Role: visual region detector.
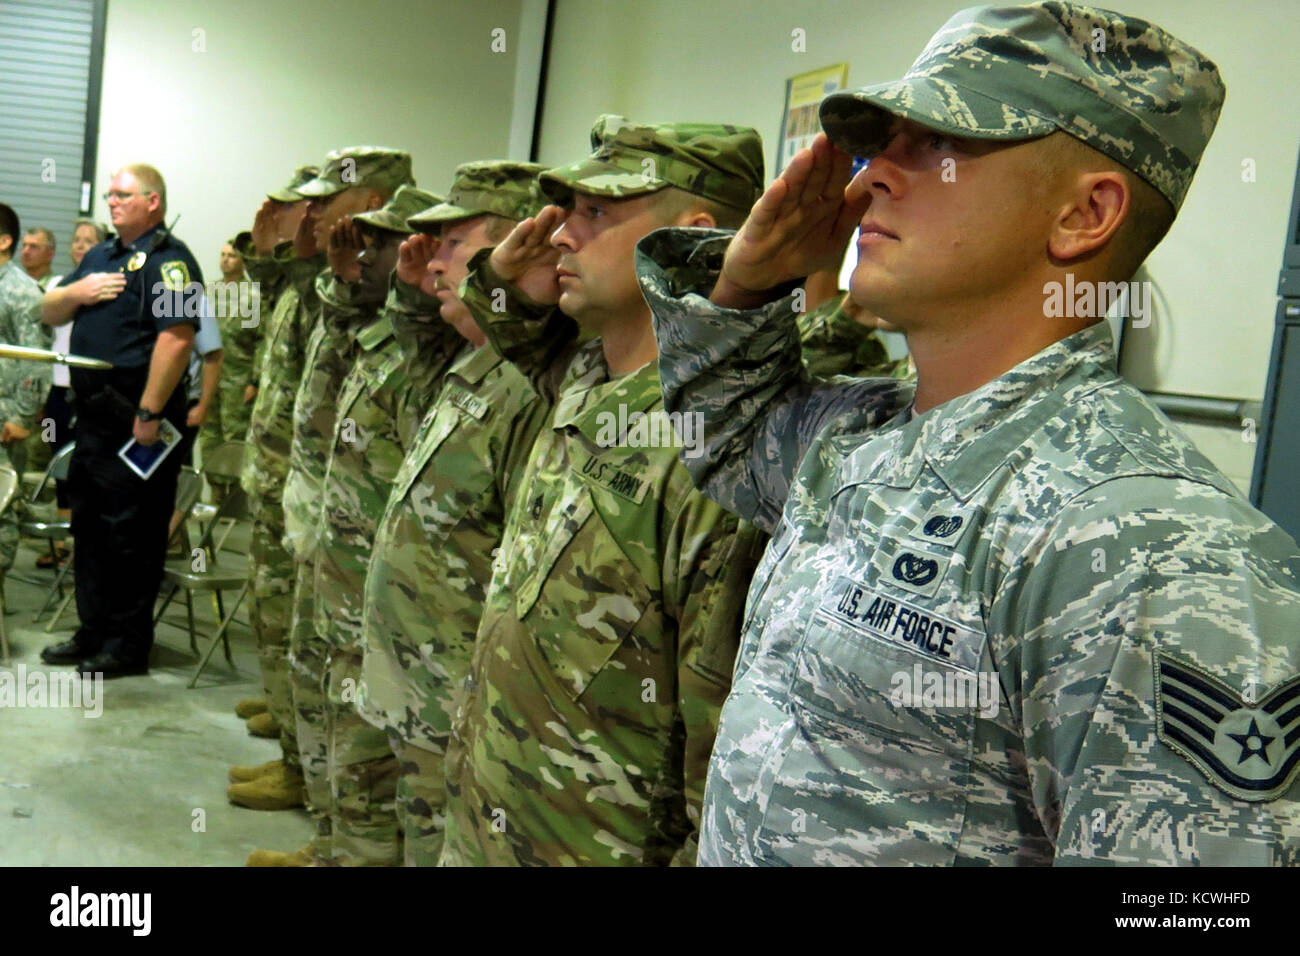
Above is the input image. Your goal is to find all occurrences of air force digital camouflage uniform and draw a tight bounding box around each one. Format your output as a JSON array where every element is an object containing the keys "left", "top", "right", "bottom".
[
  {"left": 357, "top": 164, "right": 548, "bottom": 866},
  {"left": 310, "top": 184, "right": 438, "bottom": 866},
  {"left": 634, "top": 3, "right": 1300, "bottom": 866},
  {"left": 0, "top": 258, "right": 49, "bottom": 569},
  {"left": 438, "top": 119, "right": 769, "bottom": 866}
]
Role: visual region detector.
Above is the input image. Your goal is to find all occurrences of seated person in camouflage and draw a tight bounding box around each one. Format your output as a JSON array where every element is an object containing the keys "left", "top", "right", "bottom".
[
  {"left": 635, "top": 2, "right": 1300, "bottom": 865},
  {"left": 357, "top": 162, "right": 552, "bottom": 866},
  {"left": 438, "top": 118, "right": 771, "bottom": 866}
]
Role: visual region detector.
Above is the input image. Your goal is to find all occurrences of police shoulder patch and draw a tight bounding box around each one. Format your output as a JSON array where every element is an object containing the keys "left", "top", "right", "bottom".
[
  {"left": 160, "top": 260, "right": 191, "bottom": 292},
  {"left": 1154, "top": 652, "right": 1300, "bottom": 802}
]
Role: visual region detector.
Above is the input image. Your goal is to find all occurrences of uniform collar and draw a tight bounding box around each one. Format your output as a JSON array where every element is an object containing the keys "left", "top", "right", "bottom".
[
  {"left": 446, "top": 341, "right": 503, "bottom": 385},
  {"left": 354, "top": 314, "right": 395, "bottom": 351},
  {"left": 881, "top": 322, "right": 1117, "bottom": 500},
  {"left": 553, "top": 340, "right": 663, "bottom": 442},
  {"left": 113, "top": 223, "right": 165, "bottom": 255}
]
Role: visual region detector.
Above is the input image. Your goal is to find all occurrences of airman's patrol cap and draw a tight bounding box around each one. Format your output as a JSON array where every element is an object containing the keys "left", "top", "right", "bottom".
[
  {"left": 295, "top": 147, "right": 415, "bottom": 199},
  {"left": 353, "top": 185, "right": 442, "bottom": 235},
  {"left": 266, "top": 165, "right": 319, "bottom": 203},
  {"left": 406, "top": 161, "right": 547, "bottom": 232},
  {"left": 540, "top": 115, "right": 765, "bottom": 212},
  {"left": 819, "top": 2, "right": 1225, "bottom": 211}
]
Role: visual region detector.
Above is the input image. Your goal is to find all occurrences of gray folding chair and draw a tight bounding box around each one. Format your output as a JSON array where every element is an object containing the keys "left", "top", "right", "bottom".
[
  {"left": 191, "top": 440, "right": 247, "bottom": 558},
  {"left": 15, "top": 441, "right": 75, "bottom": 619},
  {"left": 0, "top": 466, "right": 20, "bottom": 665}
]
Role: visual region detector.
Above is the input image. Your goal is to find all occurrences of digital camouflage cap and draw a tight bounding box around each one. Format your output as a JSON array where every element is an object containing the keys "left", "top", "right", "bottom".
[
  {"left": 295, "top": 146, "right": 414, "bottom": 199},
  {"left": 266, "top": 164, "right": 320, "bottom": 202},
  {"left": 540, "top": 115, "right": 765, "bottom": 211},
  {"left": 406, "top": 160, "right": 547, "bottom": 232},
  {"left": 819, "top": 2, "right": 1225, "bottom": 211},
  {"left": 353, "top": 185, "right": 442, "bottom": 234}
]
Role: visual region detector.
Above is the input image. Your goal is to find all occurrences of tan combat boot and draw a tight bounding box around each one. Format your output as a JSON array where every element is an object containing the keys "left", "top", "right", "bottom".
[
  {"left": 228, "top": 758, "right": 282, "bottom": 783},
  {"left": 245, "top": 711, "right": 280, "bottom": 738},
  {"left": 246, "top": 845, "right": 316, "bottom": 867},
  {"left": 234, "top": 698, "right": 268, "bottom": 719},
  {"left": 227, "top": 762, "right": 306, "bottom": 810}
]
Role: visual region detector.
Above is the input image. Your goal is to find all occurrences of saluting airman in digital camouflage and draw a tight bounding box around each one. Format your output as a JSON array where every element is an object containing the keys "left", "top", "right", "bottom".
[
  {"left": 357, "top": 162, "right": 550, "bottom": 866},
  {"left": 635, "top": 2, "right": 1300, "bottom": 865},
  {"left": 438, "top": 118, "right": 769, "bottom": 866},
  {"left": 243, "top": 147, "right": 412, "bottom": 867}
]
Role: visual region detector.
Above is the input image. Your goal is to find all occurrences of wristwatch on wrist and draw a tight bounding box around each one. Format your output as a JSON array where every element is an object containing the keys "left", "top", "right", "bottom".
[{"left": 136, "top": 407, "right": 160, "bottom": 422}]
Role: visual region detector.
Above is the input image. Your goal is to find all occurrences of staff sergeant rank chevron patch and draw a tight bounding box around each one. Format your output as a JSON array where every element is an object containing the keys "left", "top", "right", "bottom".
[{"left": 1155, "top": 652, "right": 1300, "bottom": 802}]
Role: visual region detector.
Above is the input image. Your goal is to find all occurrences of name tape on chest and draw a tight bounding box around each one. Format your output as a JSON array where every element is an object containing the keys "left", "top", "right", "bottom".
[
  {"left": 576, "top": 452, "right": 650, "bottom": 505},
  {"left": 819, "top": 576, "right": 983, "bottom": 672},
  {"left": 445, "top": 384, "right": 488, "bottom": 421}
]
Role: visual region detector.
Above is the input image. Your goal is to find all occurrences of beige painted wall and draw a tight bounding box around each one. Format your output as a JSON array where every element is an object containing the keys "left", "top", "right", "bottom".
[
  {"left": 94, "top": 0, "right": 526, "bottom": 278},
  {"left": 536, "top": 0, "right": 1299, "bottom": 482}
]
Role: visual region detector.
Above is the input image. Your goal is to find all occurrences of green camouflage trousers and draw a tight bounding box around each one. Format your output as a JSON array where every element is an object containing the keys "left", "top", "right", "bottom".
[
  {"left": 327, "top": 648, "right": 401, "bottom": 866},
  {"left": 289, "top": 557, "right": 331, "bottom": 859},
  {"left": 248, "top": 501, "right": 298, "bottom": 774},
  {"left": 0, "top": 439, "right": 27, "bottom": 571},
  {"left": 388, "top": 731, "right": 444, "bottom": 866}
]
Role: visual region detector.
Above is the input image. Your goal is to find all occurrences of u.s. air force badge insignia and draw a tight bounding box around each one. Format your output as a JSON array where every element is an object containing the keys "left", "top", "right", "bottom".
[
  {"left": 160, "top": 260, "right": 190, "bottom": 292},
  {"left": 1155, "top": 652, "right": 1300, "bottom": 801},
  {"left": 126, "top": 251, "right": 146, "bottom": 272}
]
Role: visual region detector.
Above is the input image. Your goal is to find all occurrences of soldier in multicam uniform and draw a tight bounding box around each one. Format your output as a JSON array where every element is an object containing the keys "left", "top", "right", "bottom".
[
  {"left": 634, "top": 2, "right": 1300, "bottom": 865},
  {"left": 227, "top": 164, "right": 329, "bottom": 803},
  {"left": 295, "top": 184, "right": 439, "bottom": 867},
  {"left": 243, "top": 149, "right": 414, "bottom": 868},
  {"left": 437, "top": 118, "right": 770, "bottom": 866},
  {"left": 357, "top": 162, "right": 551, "bottom": 865},
  {"left": 236, "top": 152, "right": 412, "bottom": 865},
  {"left": 0, "top": 203, "right": 51, "bottom": 571},
  {"left": 225, "top": 164, "right": 316, "bottom": 734},
  {"left": 198, "top": 235, "right": 259, "bottom": 483}
]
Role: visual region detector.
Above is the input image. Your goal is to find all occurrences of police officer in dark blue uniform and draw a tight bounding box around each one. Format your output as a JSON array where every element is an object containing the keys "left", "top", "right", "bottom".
[{"left": 39, "top": 164, "right": 200, "bottom": 677}]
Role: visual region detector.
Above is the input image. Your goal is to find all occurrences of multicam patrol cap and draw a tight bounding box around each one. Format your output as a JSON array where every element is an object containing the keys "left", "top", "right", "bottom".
[
  {"left": 406, "top": 161, "right": 547, "bottom": 232},
  {"left": 819, "top": 2, "right": 1225, "bottom": 211},
  {"left": 540, "top": 114, "right": 764, "bottom": 211},
  {"left": 353, "top": 185, "right": 442, "bottom": 234},
  {"left": 295, "top": 146, "right": 414, "bottom": 199},
  {"left": 266, "top": 164, "right": 320, "bottom": 202}
]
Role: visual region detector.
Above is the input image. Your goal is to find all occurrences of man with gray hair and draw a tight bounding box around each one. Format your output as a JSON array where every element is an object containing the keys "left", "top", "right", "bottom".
[
  {"left": 20, "top": 228, "right": 56, "bottom": 290},
  {"left": 39, "top": 163, "right": 201, "bottom": 678}
]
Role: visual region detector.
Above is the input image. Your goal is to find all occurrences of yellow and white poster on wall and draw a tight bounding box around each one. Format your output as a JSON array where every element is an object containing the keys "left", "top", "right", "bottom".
[{"left": 777, "top": 63, "right": 849, "bottom": 174}]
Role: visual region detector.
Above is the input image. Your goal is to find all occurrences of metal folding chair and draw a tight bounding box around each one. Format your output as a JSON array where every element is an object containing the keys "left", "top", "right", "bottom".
[{"left": 15, "top": 442, "right": 75, "bottom": 619}]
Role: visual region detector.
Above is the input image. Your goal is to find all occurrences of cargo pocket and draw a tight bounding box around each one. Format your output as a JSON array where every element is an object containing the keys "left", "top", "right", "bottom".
[
  {"left": 519, "top": 483, "right": 652, "bottom": 703},
  {"left": 753, "top": 603, "right": 983, "bottom": 865}
]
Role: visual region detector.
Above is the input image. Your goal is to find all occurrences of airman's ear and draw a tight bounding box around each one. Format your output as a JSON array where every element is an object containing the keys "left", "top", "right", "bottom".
[{"left": 1046, "top": 169, "right": 1128, "bottom": 263}]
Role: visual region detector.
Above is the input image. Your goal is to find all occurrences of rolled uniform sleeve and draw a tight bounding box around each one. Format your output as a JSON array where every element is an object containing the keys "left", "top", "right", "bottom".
[
  {"left": 634, "top": 227, "right": 910, "bottom": 533},
  {"left": 460, "top": 246, "right": 578, "bottom": 405},
  {"left": 997, "top": 476, "right": 1300, "bottom": 865}
]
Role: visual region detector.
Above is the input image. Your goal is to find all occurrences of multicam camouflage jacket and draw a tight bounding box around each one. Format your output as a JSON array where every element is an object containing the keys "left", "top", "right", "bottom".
[
  {"left": 359, "top": 334, "right": 545, "bottom": 741},
  {"left": 797, "top": 292, "right": 913, "bottom": 380},
  {"left": 436, "top": 249, "right": 766, "bottom": 867},
  {"left": 282, "top": 274, "right": 369, "bottom": 562},
  {"left": 312, "top": 307, "right": 423, "bottom": 654},
  {"left": 0, "top": 260, "right": 51, "bottom": 429},
  {"left": 240, "top": 249, "right": 324, "bottom": 505},
  {"left": 636, "top": 227, "right": 1300, "bottom": 866}
]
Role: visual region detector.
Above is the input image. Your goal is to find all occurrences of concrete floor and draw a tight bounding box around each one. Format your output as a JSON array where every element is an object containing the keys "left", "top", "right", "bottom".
[{"left": 0, "top": 523, "right": 313, "bottom": 866}]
